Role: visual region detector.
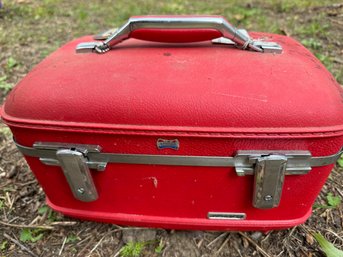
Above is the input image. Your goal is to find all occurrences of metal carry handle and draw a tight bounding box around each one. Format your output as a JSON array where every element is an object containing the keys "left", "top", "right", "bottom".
[{"left": 76, "top": 15, "right": 264, "bottom": 54}]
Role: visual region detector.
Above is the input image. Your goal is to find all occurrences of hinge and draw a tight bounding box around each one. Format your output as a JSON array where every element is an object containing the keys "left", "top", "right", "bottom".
[
  {"left": 234, "top": 150, "right": 312, "bottom": 209},
  {"left": 33, "top": 142, "right": 106, "bottom": 202}
]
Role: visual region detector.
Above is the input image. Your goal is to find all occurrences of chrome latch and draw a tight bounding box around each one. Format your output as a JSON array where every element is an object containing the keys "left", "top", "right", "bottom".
[
  {"left": 33, "top": 142, "right": 107, "bottom": 202},
  {"left": 234, "top": 151, "right": 312, "bottom": 209}
]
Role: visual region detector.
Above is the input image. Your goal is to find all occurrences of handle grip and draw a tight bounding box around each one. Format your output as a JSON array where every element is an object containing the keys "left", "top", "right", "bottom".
[{"left": 76, "top": 15, "right": 263, "bottom": 53}]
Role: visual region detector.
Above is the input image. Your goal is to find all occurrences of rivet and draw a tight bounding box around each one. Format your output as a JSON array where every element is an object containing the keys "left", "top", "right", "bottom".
[
  {"left": 264, "top": 195, "right": 273, "bottom": 201},
  {"left": 77, "top": 188, "right": 85, "bottom": 194}
]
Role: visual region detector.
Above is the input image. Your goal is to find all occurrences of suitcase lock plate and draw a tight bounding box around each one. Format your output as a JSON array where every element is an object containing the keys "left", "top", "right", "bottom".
[
  {"left": 33, "top": 143, "right": 106, "bottom": 202},
  {"left": 234, "top": 151, "right": 312, "bottom": 209}
]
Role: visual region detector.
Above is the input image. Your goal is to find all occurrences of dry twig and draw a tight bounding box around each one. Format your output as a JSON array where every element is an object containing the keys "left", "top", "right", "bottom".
[
  {"left": 238, "top": 232, "right": 272, "bottom": 257},
  {"left": 0, "top": 220, "right": 55, "bottom": 230},
  {"left": 87, "top": 235, "right": 105, "bottom": 256},
  {"left": 206, "top": 232, "right": 229, "bottom": 248},
  {"left": 214, "top": 234, "right": 231, "bottom": 257},
  {"left": 58, "top": 237, "right": 67, "bottom": 256}
]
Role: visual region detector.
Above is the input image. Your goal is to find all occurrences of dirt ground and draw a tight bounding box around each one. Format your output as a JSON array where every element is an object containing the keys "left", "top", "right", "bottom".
[{"left": 0, "top": 1, "right": 343, "bottom": 256}]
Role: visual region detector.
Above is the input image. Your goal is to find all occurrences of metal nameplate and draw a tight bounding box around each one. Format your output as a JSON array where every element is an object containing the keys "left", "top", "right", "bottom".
[
  {"left": 208, "top": 212, "right": 246, "bottom": 220},
  {"left": 157, "top": 138, "right": 180, "bottom": 150}
]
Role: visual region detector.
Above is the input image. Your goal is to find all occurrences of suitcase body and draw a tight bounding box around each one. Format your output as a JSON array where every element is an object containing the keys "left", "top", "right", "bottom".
[{"left": 1, "top": 16, "right": 343, "bottom": 231}]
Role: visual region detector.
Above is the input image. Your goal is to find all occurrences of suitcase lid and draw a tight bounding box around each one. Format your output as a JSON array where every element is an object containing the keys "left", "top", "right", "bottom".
[{"left": 2, "top": 32, "right": 343, "bottom": 137}]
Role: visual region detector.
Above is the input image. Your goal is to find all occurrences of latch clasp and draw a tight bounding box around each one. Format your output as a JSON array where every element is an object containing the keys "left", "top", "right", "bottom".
[
  {"left": 235, "top": 151, "right": 312, "bottom": 209},
  {"left": 33, "top": 142, "right": 106, "bottom": 202}
]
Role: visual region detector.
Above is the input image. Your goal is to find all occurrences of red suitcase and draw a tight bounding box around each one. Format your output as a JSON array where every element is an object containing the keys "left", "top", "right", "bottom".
[{"left": 1, "top": 16, "right": 342, "bottom": 231}]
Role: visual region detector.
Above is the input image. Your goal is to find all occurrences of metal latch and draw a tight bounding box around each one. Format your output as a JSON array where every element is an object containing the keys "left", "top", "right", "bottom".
[
  {"left": 33, "top": 143, "right": 106, "bottom": 202},
  {"left": 234, "top": 151, "right": 312, "bottom": 209}
]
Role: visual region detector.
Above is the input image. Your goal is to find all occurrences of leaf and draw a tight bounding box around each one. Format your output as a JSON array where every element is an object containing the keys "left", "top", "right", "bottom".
[
  {"left": 38, "top": 205, "right": 49, "bottom": 215},
  {"left": 155, "top": 244, "right": 163, "bottom": 254},
  {"left": 337, "top": 155, "right": 343, "bottom": 168},
  {"left": 327, "top": 193, "right": 341, "bottom": 208},
  {"left": 19, "top": 229, "right": 44, "bottom": 243},
  {"left": 0, "top": 76, "right": 13, "bottom": 93},
  {"left": 0, "top": 240, "right": 7, "bottom": 251},
  {"left": 7, "top": 57, "right": 17, "bottom": 69},
  {"left": 120, "top": 242, "right": 145, "bottom": 257},
  {"left": 20, "top": 229, "right": 33, "bottom": 243},
  {"left": 66, "top": 234, "right": 79, "bottom": 243},
  {"left": 313, "top": 233, "right": 343, "bottom": 257},
  {"left": 31, "top": 233, "right": 44, "bottom": 243}
]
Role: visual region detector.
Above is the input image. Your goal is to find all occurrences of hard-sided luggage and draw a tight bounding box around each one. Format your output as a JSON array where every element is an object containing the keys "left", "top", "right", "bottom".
[{"left": 1, "top": 16, "right": 342, "bottom": 230}]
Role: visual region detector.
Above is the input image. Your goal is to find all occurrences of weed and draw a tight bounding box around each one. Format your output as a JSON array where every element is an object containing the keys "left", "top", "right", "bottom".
[
  {"left": 337, "top": 155, "right": 343, "bottom": 168},
  {"left": 154, "top": 239, "right": 164, "bottom": 254},
  {"left": 66, "top": 234, "right": 79, "bottom": 243},
  {"left": 297, "top": 21, "right": 330, "bottom": 37},
  {"left": 155, "top": 244, "right": 163, "bottom": 254},
  {"left": 0, "top": 200, "right": 3, "bottom": 210},
  {"left": 314, "top": 192, "right": 341, "bottom": 209},
  {"left": 120, "top": 242, "right": 145, "bottom": 257},
  {"left": 6, "top": 57, "right": 17, "bottom": 70},
  {"left": 38, "top": 205, "right": 49, "bottom": 215},
  {"left": 313, "top": 232, "right": 343, "bottom": 257},
  {"left": 19, "top": 228, "right": 44, "bottom": 243},
  {"left": 315, "top": 53, "right": 333, "bottom": 72},
  {"left": 326, "top": 193, "right": 341, "bottom": 208},
  {"left": 0, "top": 76, "right": 13, "bottom": 93},
  {"left": 38, "top": 205, "right": 60, "bottom": 222},
  {"left": 0, "top": 240, "right": 7, "bottom": 251},
  {"left": 301, "top": 38, "right": 322, "bottom": 50}
]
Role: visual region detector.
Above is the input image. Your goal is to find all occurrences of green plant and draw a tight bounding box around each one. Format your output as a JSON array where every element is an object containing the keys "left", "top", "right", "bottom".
[
  {"left": 326, "top": 193, "right": 341, "bottom": 208},
  {"left": 155, "top": 244, "right": 163, "bottom": 254},
  {"left": 0, "top": 76, "right": 13, "bottom": 93},
  {"left": 0, "top": 240, "right": 7, "bottom": 251},
  {"left": 301, "top": 38, "right": 322, "bottom": 50},
  {"left": 19, "top": 228, "right": 44, "bottom": 243},
  {"left": 154, "top": 239, "right": 164, "bottom": 254},
  {"left": 313, "top": 232, "right": 343, "bottom": 257},
  {"left": 337, "top": 155, "right": 343, "bottom": 168},
  {"left": 66, "top": 234, "right": 79, "bottom": 243},
  {"left": 314, "top": 192, "right": 342, "bottom": 209},
  {"left": 38, "top": 205, "right": 60, "bottom": 221},
  {"left": 120, "top": 242, "right": 145, "bottom": 257},
  {"left": 38, "top": 205, "right": 49, "bottom": 215},
  {"left": 6, "top": 57, "right": 17, "bottom": 70},
  {"left": 0, "top": 200, "right": 4, "bottom": 210}
]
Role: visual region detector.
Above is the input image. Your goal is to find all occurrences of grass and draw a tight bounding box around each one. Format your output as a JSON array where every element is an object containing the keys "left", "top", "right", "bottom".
[
  {"left": 0, "top": 0, "right": 342, "bottom": 83},
  {"left": 120, "top": 242, "right": 145, "bottom": 257},
  {"left": 0, "top": 76, "right": 13, "bottom": 94}
]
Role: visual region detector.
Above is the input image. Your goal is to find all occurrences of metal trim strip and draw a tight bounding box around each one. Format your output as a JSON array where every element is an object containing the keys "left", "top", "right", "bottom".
[{"left": 14, "top": 141, "right": 343, "bottom": 169}]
